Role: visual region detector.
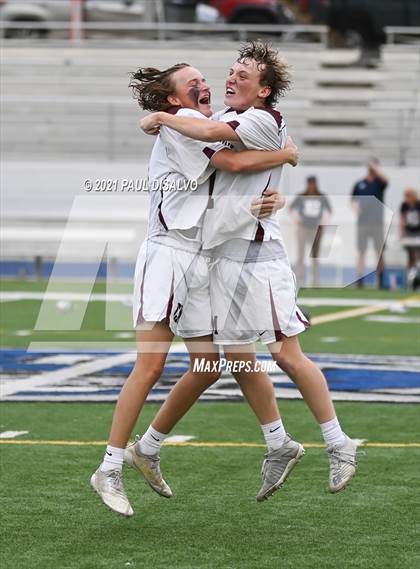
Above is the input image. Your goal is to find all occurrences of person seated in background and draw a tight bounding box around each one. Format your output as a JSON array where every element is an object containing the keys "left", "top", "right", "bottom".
[
  {"left": 400, "top": 188, "right": 420, "bottom": 287},
  {"left": 289, "top": 175, "right": 332, "bottom": 287}
]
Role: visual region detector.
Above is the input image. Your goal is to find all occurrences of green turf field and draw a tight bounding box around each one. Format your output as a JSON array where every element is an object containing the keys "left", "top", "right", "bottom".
[
  {"left": 1, "top": 279, "right": 419, "bottom": 355},
  {"left": 1, "top": 280, "right": 419, "bottom": 568},
  {"left": 1, "top": 401, "right": 419, "bottom": 569}
]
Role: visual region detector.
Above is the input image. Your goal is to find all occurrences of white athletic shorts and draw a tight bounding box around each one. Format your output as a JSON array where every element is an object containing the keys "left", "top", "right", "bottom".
[
  {"left": 209, "top": 254, "right": 309, "bottom": 346},
  {"left": 132, "top": 237, "right": 212, "bottom": 338}
]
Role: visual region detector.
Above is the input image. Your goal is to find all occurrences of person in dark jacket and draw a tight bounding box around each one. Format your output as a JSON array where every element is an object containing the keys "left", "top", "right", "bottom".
[{"left": 351, "top": 158, "right": 389, "bottom": 288}]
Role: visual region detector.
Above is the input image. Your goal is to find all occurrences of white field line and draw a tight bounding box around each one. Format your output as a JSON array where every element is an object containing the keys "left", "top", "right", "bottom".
[
  {"left": 2, "top": 389, "right": 419, "bottom": 404},
  {"left": 311, "top": 295, "right": 419, "bottom": 326},
  {"left": 0, "top": 439, "right": 419, "bottom": 449},
  {"left": 0, "top": 431, "right": 29, "bottom": 439},
  {"left": 165, "top": 435, "right": 196, "bottom": 443},
  {"left": 1, "top": 291, "right": 419, "bottom": 308},
  {"left": 364, "top": 315, "right": 420, "bottom": 324}
]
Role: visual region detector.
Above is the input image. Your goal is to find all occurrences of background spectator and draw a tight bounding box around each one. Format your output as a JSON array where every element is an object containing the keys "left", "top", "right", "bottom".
[
  {"left": 351, "top": 158, "right": 388, "bottom": 288},
  {"left": 400, "top": 188, "right": 420, "bottom": 286},
  {"left": 290, "top": 175, "right": 332, "bottom": 287}
]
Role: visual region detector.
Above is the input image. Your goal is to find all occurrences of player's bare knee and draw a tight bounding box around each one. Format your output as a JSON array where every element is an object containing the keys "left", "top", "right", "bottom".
[
  {"left": 191, "top": 368, "right": 221, "bottom": 386},
  {"left": 132, "top": 360, "right": 165, "bottom": 385},
  {"left": 273, "top": 352, "right": 297, "bottom": 375}
]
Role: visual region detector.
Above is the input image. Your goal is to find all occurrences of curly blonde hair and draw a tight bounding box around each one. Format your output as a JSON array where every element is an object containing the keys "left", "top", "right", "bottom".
[{"left": 237, "top": 41, "right": 291, "bottom": 107}]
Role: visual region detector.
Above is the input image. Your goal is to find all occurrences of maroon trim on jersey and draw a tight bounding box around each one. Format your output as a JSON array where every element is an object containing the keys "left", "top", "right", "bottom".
[
  {"left": 158, "top": 190, "right": 168, "bottom": 231},
  {"left": 254, "top": 175, "right": 272, "bottom": 242},
  {"left": 225, "top": 108, "right": 245, "bottom": 115},
  {"left": 227, "top": 120, "right": 240, "bottom": 131},
  {"left": 203, "top": 146, "right": 216, "bottom": 159},
  {"left": 269, "top": 283, "right": 285, "bottom": 342},
  {"left": 207, "top": 171, "right": 216, "bottom": 209},
  {"left": 165, "top": 273, "right": 175, "bottom": 325},
  {"left": 166, "top": 105, "right": 182, "bottom": 115},
  {"left": 296, "top": 309, "right": 310, "bottom": 329},
  {"left": 254, "top": 106, "right": 283, "bottom": 128}
]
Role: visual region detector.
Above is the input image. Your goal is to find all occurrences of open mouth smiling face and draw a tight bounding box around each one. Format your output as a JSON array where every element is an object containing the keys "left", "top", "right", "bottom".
[
  {"left": 224, "top": 59, "right": 270, "bottom": 111},
  {"left": 169, "top": 66, "right": 213, "bottom": 117}
]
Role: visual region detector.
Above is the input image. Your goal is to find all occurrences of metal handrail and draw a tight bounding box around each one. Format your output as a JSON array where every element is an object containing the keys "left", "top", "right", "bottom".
[
  {"left": 0, "top": 20, "right": 327, "bottom": 32},
  {"left": 385, "top": 26, "right": 420, "bottom": 43},
  {"left": 1, "top": 20, "right": 419, "bottom": 37},
  {"left": 0, "top": 21, "right": 325, "bottom": 44}
]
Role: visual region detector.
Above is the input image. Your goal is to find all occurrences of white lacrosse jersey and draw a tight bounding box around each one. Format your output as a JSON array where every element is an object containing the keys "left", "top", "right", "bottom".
[
  {"left": 201, "top": 106, "right": 288, "bottom": 250},
  {"left": 147, "top": 107, "right": 218, "bottom": 238}
]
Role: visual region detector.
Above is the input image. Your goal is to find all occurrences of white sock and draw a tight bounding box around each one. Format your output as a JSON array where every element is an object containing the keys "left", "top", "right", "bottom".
[
  {"left": 261, "top": 419, "right": 287, "bottom": 451},
  {"left": 320, "top": 417, "right": 345, "bottom": 446},
  {"left": 139, "top": 425, "right": 167, "bottom": 456},
  {"left": 100, "top": 445, "right": 124, "bottom": 472}
]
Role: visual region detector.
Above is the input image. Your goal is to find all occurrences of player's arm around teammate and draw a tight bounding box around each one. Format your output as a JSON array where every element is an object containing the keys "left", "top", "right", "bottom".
[
  {"left": 145, "top": 42, "right": 359, "bottom": 496},
  {"left": 90, "top": 62, "right": 296, "bottom": 516}
]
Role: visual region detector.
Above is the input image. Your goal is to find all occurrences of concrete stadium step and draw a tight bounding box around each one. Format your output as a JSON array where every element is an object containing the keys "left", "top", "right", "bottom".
[
  {"left": 303, "top": 127, "right": 367, "bottom": 145},
  {"left": 2, "top": 43, "right": 418, "bottom": 166}
]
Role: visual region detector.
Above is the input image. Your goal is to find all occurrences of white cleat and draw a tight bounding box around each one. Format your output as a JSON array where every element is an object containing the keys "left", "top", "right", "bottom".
[
  {"left": 327, "top": 435, "right": 358, "bottom": 493},
  {"left": 256, "top": 435, "right": 305, "bottom": 502},
  {"left": 124, "top": 438, "right": 172, "bottom": 498},
  {"left": 90, "top": 467, "right": 134, "bottom": 517}
]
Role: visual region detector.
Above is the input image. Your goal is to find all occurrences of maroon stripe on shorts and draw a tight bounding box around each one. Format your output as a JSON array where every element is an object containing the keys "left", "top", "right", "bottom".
[
  {"left": 165, "top": 273, "right": 175, "bottom": 325},
  {"left": 269, "top": 283, "right": 285, "bottom": 342},
  {"left": 136, "top": 257, "right": 147, "bottom": 326},
  {"left": 296, "top": 309, "right": 310, "bottom": 329}
]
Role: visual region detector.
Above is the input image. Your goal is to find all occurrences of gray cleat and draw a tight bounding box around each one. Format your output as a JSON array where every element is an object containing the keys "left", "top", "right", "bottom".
[
  {"left": 256, "top": 435, "right": 305, "bottom": 502},
  {"left": 327, "top": 434, "right": 358, "bottom": 493},
  {"left": 124, "top": 437, "right": 172, "bottom": 498},
  {"left": 90, "top": 467, "right": 134, "bottom": 517}
]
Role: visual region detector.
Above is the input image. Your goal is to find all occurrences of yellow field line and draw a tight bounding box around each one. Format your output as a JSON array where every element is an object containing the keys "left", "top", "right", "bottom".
[
  {"left": 0, "top": 440, "right": 419, "bottom": 448},
  {"left": 311, "top": 294, "right": 420, "bottom": 326}
]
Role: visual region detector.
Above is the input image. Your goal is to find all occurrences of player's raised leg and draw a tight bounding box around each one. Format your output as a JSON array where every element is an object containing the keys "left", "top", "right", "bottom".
[
  {"left": 268, "top": 336, "right": 357, "bottom": 492},
  {"left": 90, "top": 323, "right": 173, "bottom": 516},
  {"left": 223, "top": 346, "right": 304, "bottom": 502},
  {"left": 125, "top": 335, "right": 220, "bottom": 496}
]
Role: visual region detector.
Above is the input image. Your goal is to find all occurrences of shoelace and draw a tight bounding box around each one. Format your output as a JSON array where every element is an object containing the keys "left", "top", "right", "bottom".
[
  {"left": 108, "top": 470, "right": 126, "bottom": 497},
  {"left": 134, "top": 434, "right": 161, "bottom": 473},
  {"left": 328, "top": 449, "right": 357, "bottom": 473},
  {"left": 261, "top": 454, "right": 289, "bottom": 479}
]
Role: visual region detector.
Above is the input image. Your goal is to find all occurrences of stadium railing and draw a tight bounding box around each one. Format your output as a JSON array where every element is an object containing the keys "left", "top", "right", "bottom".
[{"left": 1, "top": 20, "right": 419, "bottom": 44}]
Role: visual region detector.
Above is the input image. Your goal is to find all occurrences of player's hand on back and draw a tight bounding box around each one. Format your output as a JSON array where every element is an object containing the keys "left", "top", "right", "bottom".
[
  {"left": 251, "top": 189, "right": 286, "bottom": 219},
  {"left": 285, "top": 136, "right": 299, "bottom": 167},
  {"left": 140, "top": 113, "right": 162, "bottom": 135}
]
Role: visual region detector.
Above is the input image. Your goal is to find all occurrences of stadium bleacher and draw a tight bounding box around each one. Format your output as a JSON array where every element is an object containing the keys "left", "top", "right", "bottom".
[
  {"left": 1, "top": 42, "right": 419, "bottom": 165},
  {"left": 1, "top": 41, "right": 419, "bottom": 280}
]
